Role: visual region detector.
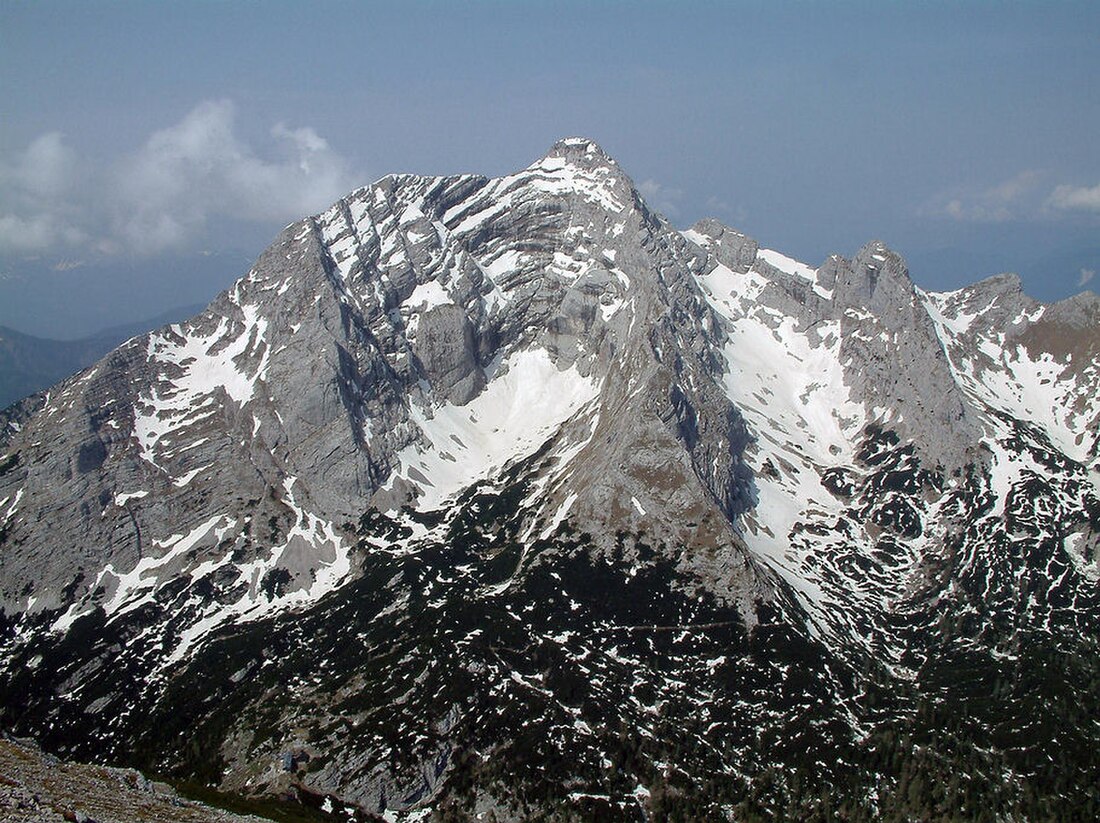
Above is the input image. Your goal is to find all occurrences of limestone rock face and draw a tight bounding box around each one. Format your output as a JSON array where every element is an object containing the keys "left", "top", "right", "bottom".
[
  {"left": 1, "top": 138, "right": 1098, "bottom": 821},
  {"left": 412, "top": 303, "right": 483, "bottom": 405}
]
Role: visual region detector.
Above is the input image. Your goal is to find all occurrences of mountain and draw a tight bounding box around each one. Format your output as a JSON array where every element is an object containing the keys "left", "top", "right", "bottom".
[
  {"left": 1, "top": 138, "right": 1098, "bottom": 821},
  {"left": 0, "top": 305, "right": 206, "bottom": 409}
]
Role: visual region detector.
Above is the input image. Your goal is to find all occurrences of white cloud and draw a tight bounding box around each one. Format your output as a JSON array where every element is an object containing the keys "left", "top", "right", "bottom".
[
  {"left": 12, "top": 132, "right": 79, "bottom": 200},
  {"left": 0, "top": 100, "right": 357, "bottom": 257},
  {"left": 1047, "top": 182, "right": 1100, "bottom": 214},
  {"left": 929, "top": 170, "right": 1043, "bottom": 222},
  {"left": 0, "top": 132, "right": 88, "bottom": 253},
  {"left": 112, "top": 99, "right": 355, "bottom": 254},
  {"left": 1079, "top": 267, "right": 1096, "bottom": 288},
  {"left": 931, "top": 174, "right": 1100, "bottom": 223},
  {"left": 638, "top": 178, "right": 683, "bottom": 219},
  {"left": 0, "top": 214, "right": 86, "bottom": 254}
]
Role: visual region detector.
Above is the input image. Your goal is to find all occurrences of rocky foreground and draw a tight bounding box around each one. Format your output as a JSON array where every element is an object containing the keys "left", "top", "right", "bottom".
[{"left": 0, "top": 734, "right": 273, "bottom": 823}]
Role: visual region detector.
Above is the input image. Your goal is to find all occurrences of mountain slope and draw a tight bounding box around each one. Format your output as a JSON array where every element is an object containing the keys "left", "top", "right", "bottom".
[{"left": 1, "top": 139, "right": 1098, "bottom": 821}]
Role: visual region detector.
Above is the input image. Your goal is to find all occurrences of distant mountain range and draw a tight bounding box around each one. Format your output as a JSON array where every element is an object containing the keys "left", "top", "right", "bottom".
[
  {"left": 0, "top": 305, "right": 205, "bottom": 409},
  {"left": 0, "top": 249, "right": 251, "bottom": 340}
]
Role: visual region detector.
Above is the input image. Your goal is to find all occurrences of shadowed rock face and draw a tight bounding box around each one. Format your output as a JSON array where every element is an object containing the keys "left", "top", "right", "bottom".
[{"left": 1, "top": 138, "right": 1098, "bottom": 821}]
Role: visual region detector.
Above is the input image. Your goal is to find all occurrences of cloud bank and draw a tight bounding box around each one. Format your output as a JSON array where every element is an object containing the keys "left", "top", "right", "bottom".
[
  {"left": 0, "top": 100, "right": 357, "bottom": 256},
  {"left": 928, "top": 171, "right": 1044, "bottom": 223},
  {"left": 0, "top": 132, "right": 88, "bottom": 253},
  {"left": 1047, "top": 183, "right": 1100, "bottom": 214},
  {"left": 927, "top": 172, "right": 1100, "bottom": 224}
]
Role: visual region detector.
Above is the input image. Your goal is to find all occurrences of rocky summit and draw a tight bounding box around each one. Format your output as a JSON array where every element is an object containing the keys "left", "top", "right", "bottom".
[{"left": 1, "top": 138, "right": 1098, "bottom": 821}]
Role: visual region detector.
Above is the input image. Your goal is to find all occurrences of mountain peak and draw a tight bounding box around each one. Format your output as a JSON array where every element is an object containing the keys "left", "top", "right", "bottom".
[
  {"left": 530, "top": 137, "right": 631, "bottom": 183},
  {"left": 853, "top": 239, "right": 908, "bottom": 273},
  {"left": 510, "top": 136, "right": 637, "bottom": 216},
  {"left": 542, "top": 136, "right": 617, "bottom": 166},
  {"left": 830, "top": 239, "right": 915, "bottom": 313},
  {"left": 1048, "top": 287, "right": 1100, "bottom": 327},
  {"left": 964, "top": 271, "right": 1024, "bottom": 298}
]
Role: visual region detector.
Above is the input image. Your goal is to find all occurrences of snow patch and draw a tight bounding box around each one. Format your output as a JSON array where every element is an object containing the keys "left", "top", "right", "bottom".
[
  {"left": 134, "top": 306, "right": 269, "bottom": 469},
  {"left": 541, "top": 492, "right": 579, "bottom": 540},
  {"left": 389, "top": 347, "right": 600, "bottom": 511},
  {"left": 404, "top": 280, "right": 452, "bottom": 311},
  {"left": 758, "top": 248, "right": 831, "bottom": 299},
  {"left": 114, "top": 490, "right": 148, "bottom": 506}
]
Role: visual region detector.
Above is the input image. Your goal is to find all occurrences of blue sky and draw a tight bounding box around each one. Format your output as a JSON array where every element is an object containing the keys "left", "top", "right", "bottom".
[{"left": 2, "top": 1, "right": 1098, "bottom": 336}]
